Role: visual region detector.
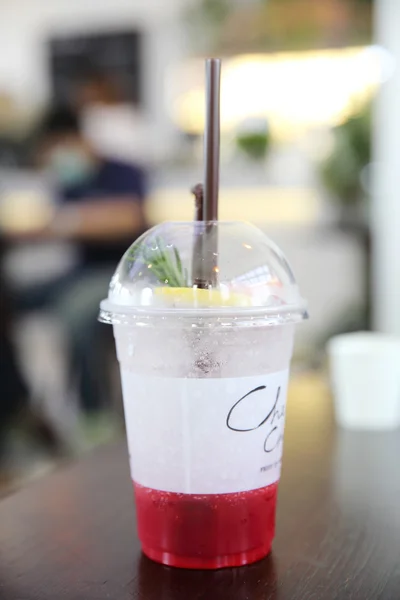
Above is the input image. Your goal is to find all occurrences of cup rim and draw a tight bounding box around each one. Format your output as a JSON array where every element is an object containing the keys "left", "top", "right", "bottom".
[{"left": 99, "top": 298, "right": 308, "bottom": 326}]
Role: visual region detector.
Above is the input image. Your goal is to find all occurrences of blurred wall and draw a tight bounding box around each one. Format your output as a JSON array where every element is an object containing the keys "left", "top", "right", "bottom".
[{"left": 0, "top": 0, "right": 190, "bottom": 157}]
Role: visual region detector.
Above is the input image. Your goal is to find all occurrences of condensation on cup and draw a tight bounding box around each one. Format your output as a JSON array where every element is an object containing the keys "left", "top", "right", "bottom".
[{"left": 99, "top": 220, "right": 308, "bottom": 569}]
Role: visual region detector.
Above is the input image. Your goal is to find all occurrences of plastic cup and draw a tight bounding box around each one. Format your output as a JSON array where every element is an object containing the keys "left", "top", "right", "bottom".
[
  {"left": 99, "top": 221, "right": 307, "bottom": 569},
  {"left": 328, "top": 332, "right": 400, "bottom": 430}
]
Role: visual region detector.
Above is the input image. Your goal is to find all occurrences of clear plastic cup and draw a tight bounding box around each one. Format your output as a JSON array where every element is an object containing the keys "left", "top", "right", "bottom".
[{"left": 99, "top": 221, "right": 307, "bottom": 569}]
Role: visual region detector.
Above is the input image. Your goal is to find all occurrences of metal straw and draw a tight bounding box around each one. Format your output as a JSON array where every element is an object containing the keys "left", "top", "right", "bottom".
[
  {"left": 190, "top": 59, "right": 221, "bottom": 288},
  {"left": 203, "top": 58, "right": 221, "bottom": 221},
  {"left": 198, "top": 58, "right": 220, "bottom": 287}
]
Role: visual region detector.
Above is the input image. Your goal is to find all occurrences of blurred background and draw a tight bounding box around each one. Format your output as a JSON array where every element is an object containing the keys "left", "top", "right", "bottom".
[{"left": 0, "top": 0, "right": 398, "bottom": 490}]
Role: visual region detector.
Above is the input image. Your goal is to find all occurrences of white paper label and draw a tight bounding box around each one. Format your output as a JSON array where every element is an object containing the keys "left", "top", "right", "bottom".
[{"left": 121, "top": 369, "right": 289, "bottom": 494}]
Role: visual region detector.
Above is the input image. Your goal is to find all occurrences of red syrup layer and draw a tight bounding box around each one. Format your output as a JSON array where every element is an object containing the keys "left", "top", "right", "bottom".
[{"left": 134, "top": 481, "right": 278, "bottom": 569}]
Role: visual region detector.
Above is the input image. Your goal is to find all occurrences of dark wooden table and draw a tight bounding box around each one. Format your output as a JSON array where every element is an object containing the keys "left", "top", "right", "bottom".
[{"left": 1, "top": 376, "right": 399, "bottom": 600}]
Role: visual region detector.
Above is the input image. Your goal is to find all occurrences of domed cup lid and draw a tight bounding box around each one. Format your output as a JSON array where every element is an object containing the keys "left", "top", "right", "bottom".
[{"left": 99, "top": 221, "right": 308, "bottom": 327}]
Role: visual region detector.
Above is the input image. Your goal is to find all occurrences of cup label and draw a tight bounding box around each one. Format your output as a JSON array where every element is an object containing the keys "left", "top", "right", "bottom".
[{"left": 121, "top": 369, "right": 289, "bottom": 494}]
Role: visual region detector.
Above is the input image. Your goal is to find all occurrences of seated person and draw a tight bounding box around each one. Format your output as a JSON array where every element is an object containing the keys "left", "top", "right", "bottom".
[
  {"left": 21, "top": 106, "right": 148, "bottom": 415},
  {"left": 0, "top": 235, "right": 63, "bottom": 472}
]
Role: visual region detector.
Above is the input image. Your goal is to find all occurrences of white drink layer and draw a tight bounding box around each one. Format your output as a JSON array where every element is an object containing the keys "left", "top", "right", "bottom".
[{"left": 115, "top": 323, "right": 294, "bottom": 495}]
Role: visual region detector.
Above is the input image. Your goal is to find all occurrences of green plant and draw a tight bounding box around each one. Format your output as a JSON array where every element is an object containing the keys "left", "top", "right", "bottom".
[
  {"left": 319, "top": 102, "right": 373, "bottom": 331},
  {"left": 236, "top": 131, "right": 271, "bottom": 161},
  {"left": 127, "top": 237, "right": 188, "bottom": 287},
  {"left": 320, "top": 104, "right": 371, "bottom": 206},
  {"left": 198, "top": 0, "right": 231, "bottom": 25},
  {"left": 185, "top": 0, "right": 232, "bottom": 50}
]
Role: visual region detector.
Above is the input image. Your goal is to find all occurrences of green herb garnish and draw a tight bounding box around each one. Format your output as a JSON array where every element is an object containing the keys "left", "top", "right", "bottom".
[{"left": 127, "top": 237, "right": 188, "bottom": 287}]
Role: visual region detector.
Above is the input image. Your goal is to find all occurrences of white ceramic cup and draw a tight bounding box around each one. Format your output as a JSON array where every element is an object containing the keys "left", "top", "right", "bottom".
[{"left": 327, "top": 332, "right": 400, "bottom": 430}]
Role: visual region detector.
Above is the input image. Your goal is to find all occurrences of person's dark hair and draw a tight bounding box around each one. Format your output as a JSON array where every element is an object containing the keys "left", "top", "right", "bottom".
[{"left": 37, "top": 106, "right": 81, "bottom": 141}]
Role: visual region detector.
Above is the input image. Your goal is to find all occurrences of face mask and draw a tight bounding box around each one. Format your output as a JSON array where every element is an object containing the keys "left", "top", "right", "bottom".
[{"left": 48, "top": 147, "right": 94, "bottom": 187}]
